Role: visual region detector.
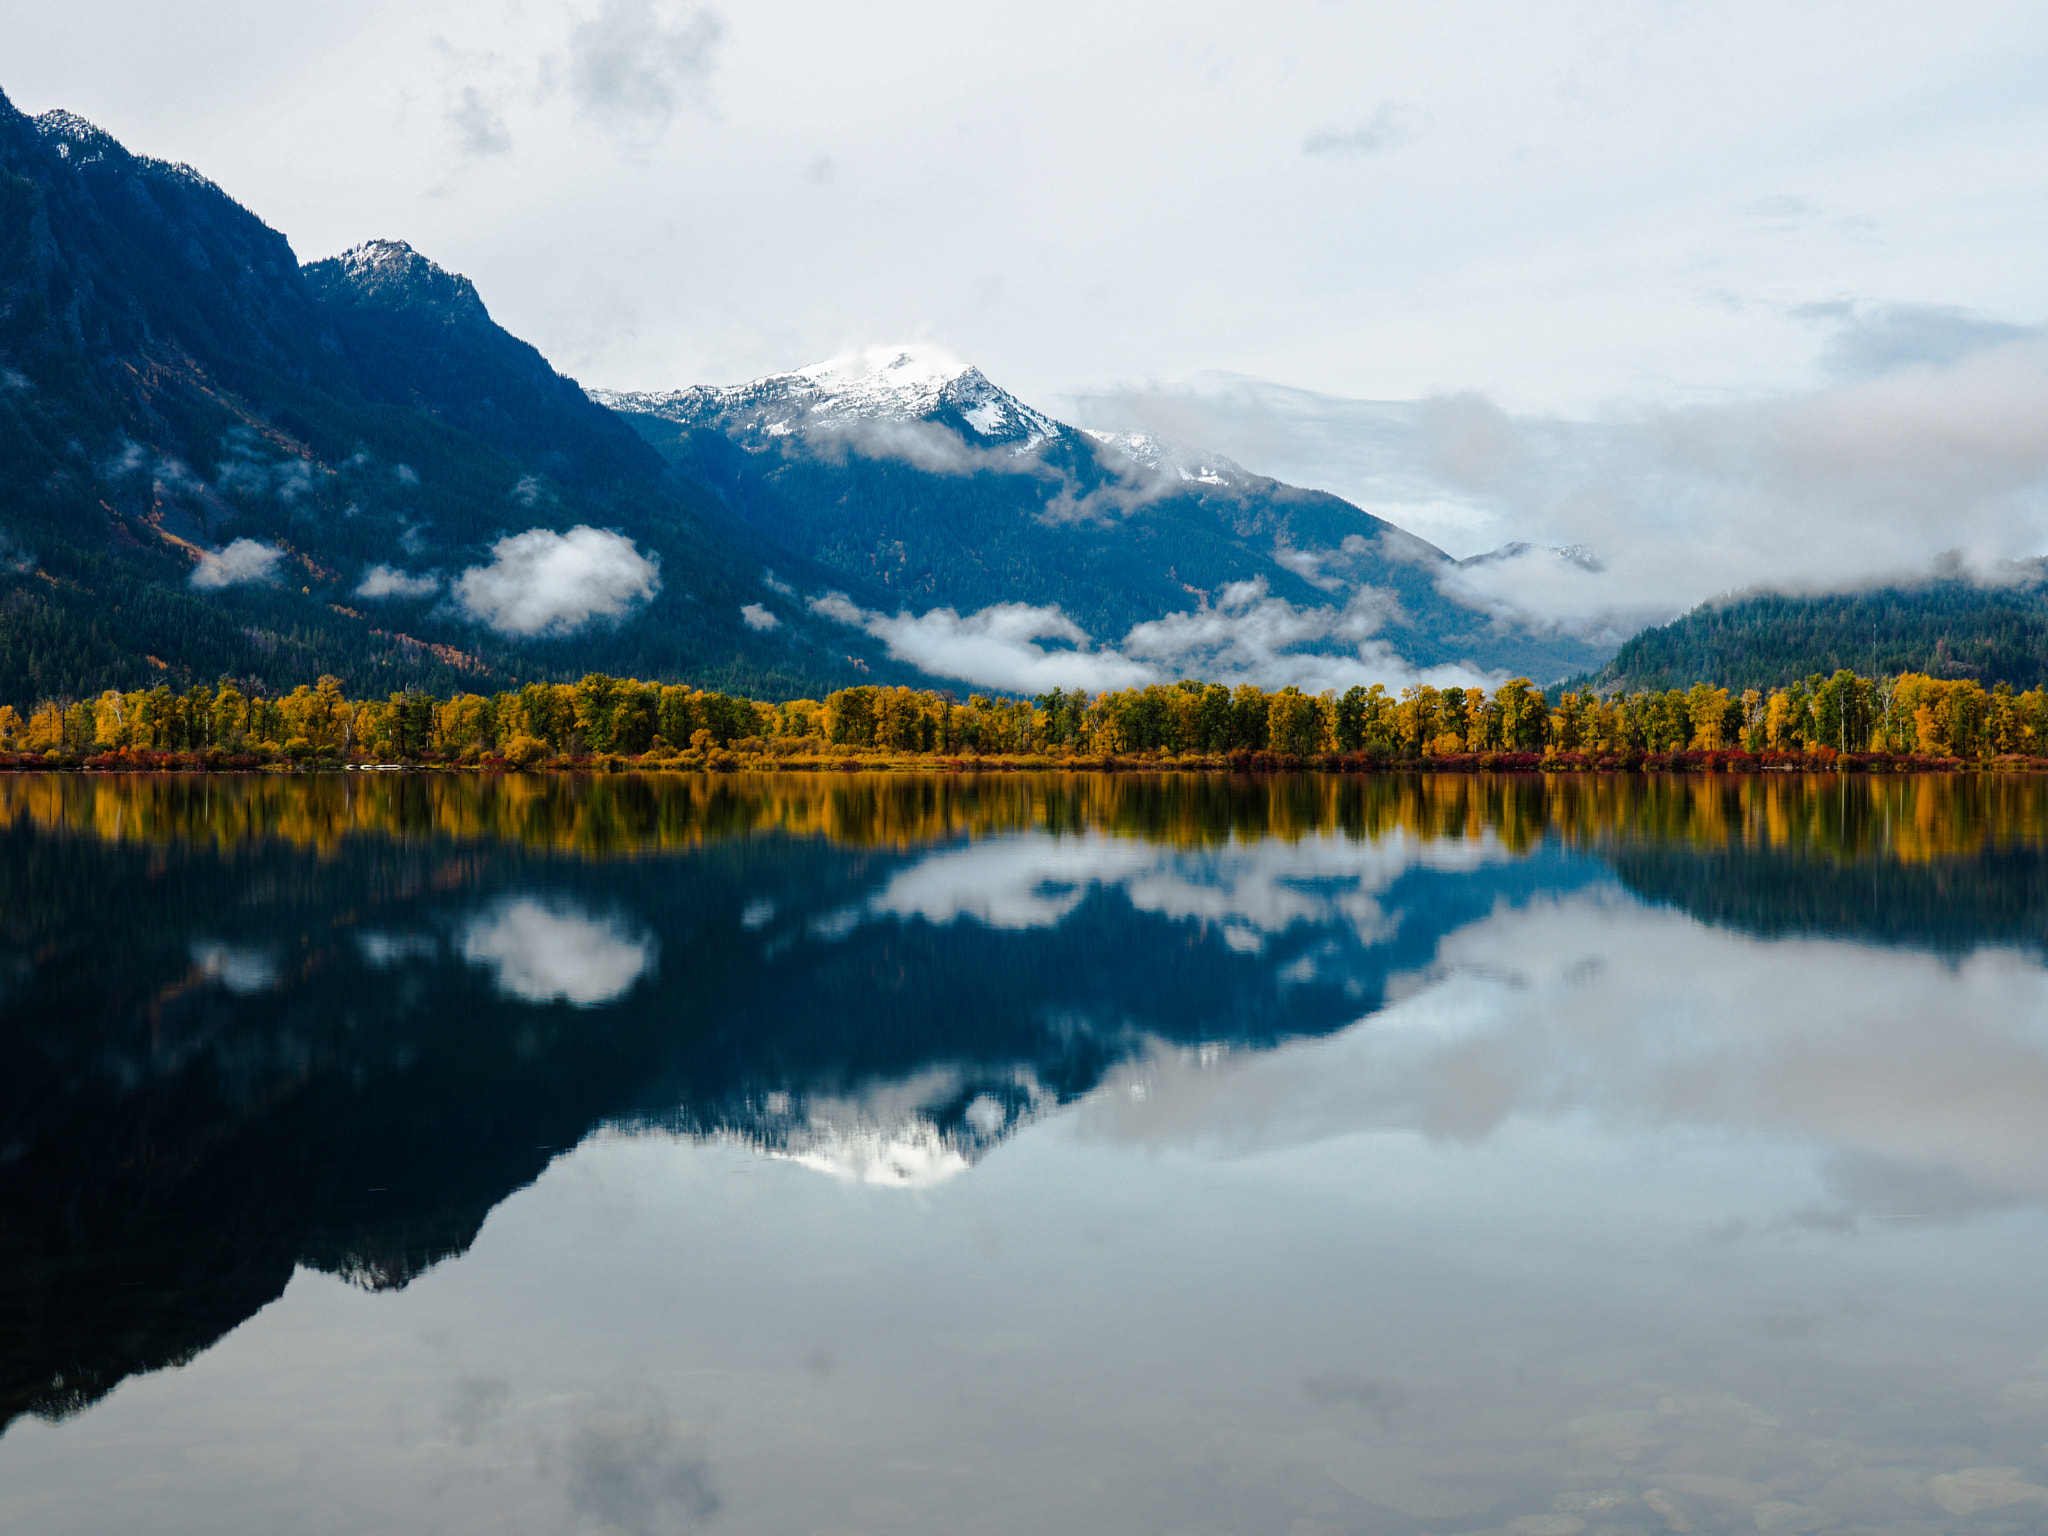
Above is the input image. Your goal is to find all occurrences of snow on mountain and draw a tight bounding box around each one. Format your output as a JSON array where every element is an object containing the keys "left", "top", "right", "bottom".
[
  {"left": 303, "top": 238, "right": 491, "bottom": 323},
  {"left": 593, "top": 347, "right": 1276, "bottom": 497},
  {"left": 592, "top": 344, "right": 1060, "bottom": 449},
  {"left": 1082, "top": 429, "right": 1266, "bottom": 493}
]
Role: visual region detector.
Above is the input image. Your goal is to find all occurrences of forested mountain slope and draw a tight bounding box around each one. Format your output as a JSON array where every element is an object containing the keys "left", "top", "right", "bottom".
[
  {"left": 0, "top": 89, "right": 908, "bottom": 704},
  {"left": 598, "top": 349, "right": 1615, "bottom": 685},
  {"left": 1573, "top": 572, "right": 2048, "bottom": 695}
]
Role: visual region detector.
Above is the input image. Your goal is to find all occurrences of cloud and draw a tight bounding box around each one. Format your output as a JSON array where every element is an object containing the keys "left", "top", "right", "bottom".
[
  {"left": 191, "top": 538, "right": 286, "bottom": 590},
  {"left": 0, "top": 527, "right": 35, "bottom": 575},
  {"left": 1810, "top": 302, "right": 2038, "bottom": 381},
  {"left": 447, "top": 86, "right": 511, "bottom": 156},
  {"left": 739, "top": 602, "right": 779, "bottom": 631},
  {"left": 563, "top": 1386, "right": 719, "bottom": 1534},
  {"left": 1741, "top": 192, "right": 1820, "bottom": 229},
  {"left": 560, "top": 0, "right": 723, "bottom": 134},
  {"left": 215, "top": 428, "right": 318, "bottom": 502},
  {"left": 357, "top": 564, "right": 442, "bottom": 599},
  {"left": 510, "top": 473, "right": 554, "bottom": 508},
  {"left": 798, "top": 417, "right": 1183, "bottom": 528},
  {"left": 453, "top": 525, "right": 660, "bottom": 636},
  {"left": 805, "top": 416, "right": 1039, "bottom": 478},
  {"left": 807, "top": 582, "right": 1493, "bottom": 696},
  {"left": 459, "top": 896, "right": 654, "bottom": 1005},
  {"left": 1076, "top": 324, "right": 2048, "bottom": 640},
  {"left": 808, "top": 592, "right": 1153, "bottom": 693},
  {"left": 1303, "top": 103, "right": 1423, "bottom": 157}
]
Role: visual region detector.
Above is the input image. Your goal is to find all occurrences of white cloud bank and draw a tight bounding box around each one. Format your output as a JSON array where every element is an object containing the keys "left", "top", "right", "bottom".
[
  {"left": 190, "top": 538, "right": 285, "bottom": 590},
  {"left": 453, "top": 525, "right": 660, "bottom": 637},
  {"left": 1072, "top": 312, "right": 2048, "bottom": 641},
  {"left": 807, "top": 583, "right": 1495, "bottom": 697}
]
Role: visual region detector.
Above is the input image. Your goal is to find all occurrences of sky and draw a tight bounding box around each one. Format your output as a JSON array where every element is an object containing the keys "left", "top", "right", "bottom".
[{"left": 13, "top": 0, "right": 2048, "bottom": 642}]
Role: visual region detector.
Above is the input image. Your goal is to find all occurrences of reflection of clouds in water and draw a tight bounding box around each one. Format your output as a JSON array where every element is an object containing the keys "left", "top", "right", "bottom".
[
  {"left": 189, "top": 940, "right": 280, "bottom": 995},
  {"left": 355, "top": 930, "right": 439, "bottom": 967},
  {"left": 460, "top": 897, "right": 654, "bottom": 1006},
  {"left": 1077, "top": 894, "right": 2048, "bottom": 1214},
  {"left": 564, "top": 1385, "right": 718, "bottom": 1535},
  {"left": 862, "top": 829, "right": 1514, "bottom": 951}
]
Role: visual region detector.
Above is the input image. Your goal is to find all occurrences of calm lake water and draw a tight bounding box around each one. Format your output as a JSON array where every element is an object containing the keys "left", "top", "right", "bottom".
[{"left": 4, "top": 770, "right": 2048, "bottom": 1536}]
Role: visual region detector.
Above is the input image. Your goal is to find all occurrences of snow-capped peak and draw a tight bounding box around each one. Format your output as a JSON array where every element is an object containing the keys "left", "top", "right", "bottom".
[
  {"left": 796, "top": 344, "right": 974, "bottom": 403},
  {"left": 589, "top": 344, "right": 1060, "bottom": 449},
  {"left": 303, "top": 239, "right": 489, "bottom": 323}
]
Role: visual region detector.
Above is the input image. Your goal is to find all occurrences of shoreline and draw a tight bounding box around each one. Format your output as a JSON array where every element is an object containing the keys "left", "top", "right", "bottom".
[{"left": 0, "top": 748, "right": 2019, "bottom": 776}]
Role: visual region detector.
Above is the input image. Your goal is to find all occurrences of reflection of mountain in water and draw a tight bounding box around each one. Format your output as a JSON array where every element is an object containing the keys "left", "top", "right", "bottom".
[
  {"left": 5, "top": 768, "right": 2045, "bottom": 1435},
  {"left": 0, "top": 804, "right": 1593, "bottom": 1435},
  {"left": 1611, "top": 844, "right": 2048, "bottom": 954}
]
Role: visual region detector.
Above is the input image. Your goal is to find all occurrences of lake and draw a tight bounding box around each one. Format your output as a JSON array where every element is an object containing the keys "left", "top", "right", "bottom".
[{"left": 3, "top": 770, "right": 2047, "bottom": 1536}]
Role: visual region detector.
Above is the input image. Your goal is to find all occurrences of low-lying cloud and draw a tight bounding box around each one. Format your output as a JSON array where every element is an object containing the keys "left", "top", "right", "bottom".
[
  {"left": 216, "top": 428, "right": 318, "bottom": 502},
  {"left": 357, "top": 564, "right": 441, "bottom": 600},
  {"left": 1068, "top": 309, "right": 2048, "bottom": 639},
  {"left": 808, "top": 593, "right": 1150, "bottom": 694},
  {"left": 807, "top": 582, "right": 1494, "bottom": 696},
  {"left": 191, "top": 538, "right": 286, "bottom": 590},
  {"left": 453, "top": 525, "right": 660, "bottom": 636},
  {"left": 798, "top": 418, "right": 1180, "bottom": 526}
]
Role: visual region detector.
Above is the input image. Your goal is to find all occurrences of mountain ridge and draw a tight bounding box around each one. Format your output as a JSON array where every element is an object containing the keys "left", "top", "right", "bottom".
[
  {"left": 595, "top": 348, "right": 1617, "bottom": 686},
  {"left": 1569, "top": 566, "right": 2048, "bottom": 695},
  {"left": 0, "top": 91, "right": 926, "bottom": 704}
]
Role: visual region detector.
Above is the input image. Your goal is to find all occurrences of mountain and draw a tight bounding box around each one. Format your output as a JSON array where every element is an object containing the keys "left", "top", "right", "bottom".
[
  {"left": 0, "top": 91, "right": 911, "bottom": 705},
  {"left": 594, "top": 347, "right": 1616, "bottom": 685},
  {"left": 1572, "top": 567, "right": 2048, "bottom": 695}
]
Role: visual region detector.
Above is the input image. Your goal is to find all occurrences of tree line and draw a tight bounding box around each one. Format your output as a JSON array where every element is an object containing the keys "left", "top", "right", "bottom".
[{"left": 4, "top": 668, "right": 2047, "bottom": 769}]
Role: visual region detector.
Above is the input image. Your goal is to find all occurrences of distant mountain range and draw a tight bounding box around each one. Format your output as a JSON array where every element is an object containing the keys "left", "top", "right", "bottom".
[
  {"left": 597, "top": 348, "right": 1617, "bottom": 685},
  {"left": 1573, "top": 567, "right": 2048, "bottom": 695}
]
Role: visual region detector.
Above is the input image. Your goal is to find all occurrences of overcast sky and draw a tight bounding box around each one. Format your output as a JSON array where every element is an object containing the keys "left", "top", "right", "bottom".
[{"left": 15, "top": 0, "right": 2048, "bottom": 634}]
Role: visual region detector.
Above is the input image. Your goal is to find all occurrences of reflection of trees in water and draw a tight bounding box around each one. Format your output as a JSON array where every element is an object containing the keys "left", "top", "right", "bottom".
[
  {"left": 1610, "top": 845, "right": 2048, "bottom": 954},
  {"left": 2, "top": 768, "right": 2043, "bottom": 863}
]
